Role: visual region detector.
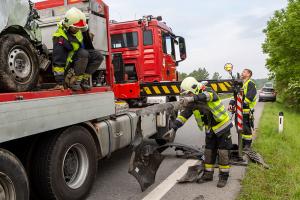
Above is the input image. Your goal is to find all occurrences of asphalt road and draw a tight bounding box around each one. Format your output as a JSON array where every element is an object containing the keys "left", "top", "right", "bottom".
[{"left": 87, "top": 100, "right": 265, "bottom": 200}]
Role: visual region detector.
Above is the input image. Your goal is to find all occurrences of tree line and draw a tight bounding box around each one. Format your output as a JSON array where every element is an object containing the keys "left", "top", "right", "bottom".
[
  {"left": 178, "top": 68, "right": 222, "bottom": 81},
  {"left": 263, "top": 0, "right": 300, "bottom": 110},
  {"left": 178, "top": 68, "right": 268, "bottom": 89}
]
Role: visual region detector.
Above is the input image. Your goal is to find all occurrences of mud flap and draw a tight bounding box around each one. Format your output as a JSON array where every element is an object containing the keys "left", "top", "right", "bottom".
[
  {"left": 128, "top": 142, "right": 165, "bottom": 191},
  {"left": 159, "top": 143, "right": 204, "bottom": 160},
  {"left": 129, "top": 118, "right": 165, "bottom": 191},
  {"left": 244, "top": 150, "right": 269, "bottom": 169},
  {"left": 229, "top": 144, "right": 269, "bottom": 168},
  {"left": 177, "top": 163, "right": 203, "bottom": 183},
  {"left": 129, "top": 120, "right": 205, "bottom": 191}
]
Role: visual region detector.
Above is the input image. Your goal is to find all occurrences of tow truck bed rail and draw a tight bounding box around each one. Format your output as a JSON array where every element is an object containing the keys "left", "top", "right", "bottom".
[{"left": 0, "top": 89, "right": 115, "bottom": 143}]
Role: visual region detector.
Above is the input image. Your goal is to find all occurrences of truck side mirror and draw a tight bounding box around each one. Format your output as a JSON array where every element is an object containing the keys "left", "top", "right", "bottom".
[
  {"left": 156, "top": 16, "right": 163, "bottom": 21},
  {"left": 176, "top": 36, "right": 187, "bottom": 66}
]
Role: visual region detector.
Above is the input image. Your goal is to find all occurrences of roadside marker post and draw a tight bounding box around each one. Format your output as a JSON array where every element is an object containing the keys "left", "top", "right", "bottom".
[{"left": 279, "top": 112, "right": 284, "bottom": 133}]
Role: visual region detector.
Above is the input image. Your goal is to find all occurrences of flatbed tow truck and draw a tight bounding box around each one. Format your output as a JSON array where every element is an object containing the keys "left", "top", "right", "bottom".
[{"left": 0, "top": 1, "right": 262, "bottom": 200}]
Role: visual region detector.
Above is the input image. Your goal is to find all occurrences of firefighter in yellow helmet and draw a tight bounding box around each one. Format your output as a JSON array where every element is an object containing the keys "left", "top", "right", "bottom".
[
  {"left": 164, "top": 77, "right": 233, "bottom": 187},
  {"left": 52, "top": 7, "right": 103, "bottom": 91}
]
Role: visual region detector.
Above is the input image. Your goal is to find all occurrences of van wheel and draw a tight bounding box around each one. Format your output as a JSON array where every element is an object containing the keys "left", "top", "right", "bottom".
[
  {"left": 0, "top": 34, "right": 39, "bottom": 92},
  {"left": 0, "top": 149, "right": 29, "bottom": 200},
  {"left": 31, "top": 126, "right": 98, "bottom": 200}
]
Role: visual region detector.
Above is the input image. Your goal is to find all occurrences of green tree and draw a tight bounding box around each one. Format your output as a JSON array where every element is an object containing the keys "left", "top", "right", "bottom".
[
  {"left": 262, "top": 0, "right": 300, "bottom": 110},
  {"left": 189, "top": 67, "right": 210, "bottom": 80},
  {"left": 212, "top": 72, "right": 222, "bottom": 80},
  {"left": 178, "top": 72, "right": 188, "bottom": 81},
  {"left": 253, "top": 79, "right": 270, "bottom": 89}
]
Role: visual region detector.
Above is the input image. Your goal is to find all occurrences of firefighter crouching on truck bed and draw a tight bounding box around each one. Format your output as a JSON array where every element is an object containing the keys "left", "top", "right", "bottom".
[
  {"left": 163, "top": 77, "right": 233, "bottom": 188},
  {"left": 52, "top": 7, "right": 103, "bottom": 91},
  {"left": 228, "top": 69, "right": 257, "bottom": 150}
]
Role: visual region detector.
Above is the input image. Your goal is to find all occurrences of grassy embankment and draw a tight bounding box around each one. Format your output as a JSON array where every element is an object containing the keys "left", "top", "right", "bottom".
[{"left": 239, "top": 101, "right": 300, "bottom": 200}]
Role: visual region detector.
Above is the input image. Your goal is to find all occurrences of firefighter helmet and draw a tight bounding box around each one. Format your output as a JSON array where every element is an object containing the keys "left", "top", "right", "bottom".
[
  {"left": 63, "top": 7, "right": 87, "bottom": 29},
  {"left": 180, "top": 77, "right": 203, "bottom": 95}
]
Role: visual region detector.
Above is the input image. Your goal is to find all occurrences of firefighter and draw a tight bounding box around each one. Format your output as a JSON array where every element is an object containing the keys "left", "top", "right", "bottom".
[
  {"left": 52, "top": 7, "right": 103, "bottom": 91},
  {"left": 228, "top": 69, "right": 257, "bottom": 150},
  {"left": 164, "top": 77, "right": 233, "bottom": 188}
]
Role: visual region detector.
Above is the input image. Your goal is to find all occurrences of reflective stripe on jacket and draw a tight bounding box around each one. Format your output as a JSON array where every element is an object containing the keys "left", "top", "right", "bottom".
[
  {"left": 175, "top": 88, "right": 232, "bottom": 134},
  {"left": 52, "top": 23, "right": 83, "bottom": 74},
  {"left": 202, "top": 90, "right": 231, "bottom": 133},
  {"left": 243, "top": 79, "right": 257, "bottom": 109}
]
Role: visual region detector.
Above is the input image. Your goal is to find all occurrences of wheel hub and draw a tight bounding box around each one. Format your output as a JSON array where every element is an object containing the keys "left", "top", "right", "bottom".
[
  {"left": 0, "top": 172, "right": 16, "bottom": 200},
  {"left": 62, "top": 144, "right": 89, "bottom": 189},
  {"left": 8, "top": 48, "right": 32, "bottom": 83}
]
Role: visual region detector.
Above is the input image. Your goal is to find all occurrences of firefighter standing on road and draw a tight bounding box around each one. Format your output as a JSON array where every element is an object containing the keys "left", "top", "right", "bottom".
[
  {"left": 52, "top": 7, "right": 103, "bottom": 91},
  {"left": 228, "top": 69, "right": 257, "bottom": 150},
  {"left": 164, "top": 77, "right": 233, "bottom": 188}
]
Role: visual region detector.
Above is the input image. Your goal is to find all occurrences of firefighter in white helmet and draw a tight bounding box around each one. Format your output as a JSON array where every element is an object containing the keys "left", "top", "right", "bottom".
[
  {"left": 52, "top": 7, "right": 103, "bottom": 91},
  {"left": 164, "top": 77, "right": 233, "bottom": 187}
]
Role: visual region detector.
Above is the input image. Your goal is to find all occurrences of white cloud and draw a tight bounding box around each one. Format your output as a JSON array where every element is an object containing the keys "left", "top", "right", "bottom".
[{"left": 104, "top": 0, "right": 287, "bottom": 79}]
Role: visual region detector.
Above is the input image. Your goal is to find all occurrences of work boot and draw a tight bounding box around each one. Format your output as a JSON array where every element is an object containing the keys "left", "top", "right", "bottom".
[
  {"left": 217, "top": 172, "right": 229, "bottom": 188},
  {"left": 242, "top": 139, "right": 252, "bottom": 151},
  {"left": 70, "top": 80, "right": 82, "bottom": 91},
  {"left": 197, "top": 171, "right": 213, "bottom": 184},
  {"left": 243, "top": 144, "right": 251, "bottom": 151},
  {"left": 81, "top": 79, "right": 91, "bottom": 91}
]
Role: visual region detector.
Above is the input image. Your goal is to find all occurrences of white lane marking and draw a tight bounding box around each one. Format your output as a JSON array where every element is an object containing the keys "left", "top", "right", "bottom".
[{"left": 142, "top": 159, "right": 199, "bottom": 200}]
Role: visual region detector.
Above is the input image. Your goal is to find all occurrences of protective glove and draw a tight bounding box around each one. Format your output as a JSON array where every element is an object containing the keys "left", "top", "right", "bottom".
[
  {"left": 180, "top": 96, "right": 194, "bottom": 107},
  {"left": 162, "top": 128, "right": 176, "bottom": 142},
  {"left": 228, "top": 105, "right": 235, "bottom": 112}
]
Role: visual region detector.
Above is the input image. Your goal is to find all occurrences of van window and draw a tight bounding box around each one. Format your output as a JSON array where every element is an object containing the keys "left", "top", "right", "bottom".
[{"left": 262, "top": 88, "right": 274, "bottom": 92}]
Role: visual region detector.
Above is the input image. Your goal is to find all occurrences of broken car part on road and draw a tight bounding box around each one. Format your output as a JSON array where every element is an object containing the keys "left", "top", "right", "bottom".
[{"left": 128, "top": 72, "right": 270, "bottom": 191}]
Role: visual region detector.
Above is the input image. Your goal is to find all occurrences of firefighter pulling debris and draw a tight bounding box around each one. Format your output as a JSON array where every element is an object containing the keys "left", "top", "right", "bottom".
[
  {"left": 164, "top": 76, "right": 233, "bottom": 188},
  {"left": 128, "top": 64, "right": 269, "bottom": 191}
]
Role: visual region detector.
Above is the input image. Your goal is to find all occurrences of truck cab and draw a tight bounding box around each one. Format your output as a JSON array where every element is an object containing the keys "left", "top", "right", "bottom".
[{"left": 110, "top": 16, "right": 187, "bottom": 84}]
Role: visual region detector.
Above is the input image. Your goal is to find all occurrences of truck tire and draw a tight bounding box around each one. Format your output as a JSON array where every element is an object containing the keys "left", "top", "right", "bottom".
[
  {"left": 31, "top": 126, "right": 98, "bottom": 200},
  {"left": 0, "top": 148, "right": 29, "bottom": 200},
  {"left": 0, "top": 34, "right": 39, "bottom": 92}
]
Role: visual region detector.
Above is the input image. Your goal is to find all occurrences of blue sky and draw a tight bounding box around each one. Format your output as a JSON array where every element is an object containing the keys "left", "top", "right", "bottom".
[{"left": 105, "top": 0, "right": 287, "bottom": 79}]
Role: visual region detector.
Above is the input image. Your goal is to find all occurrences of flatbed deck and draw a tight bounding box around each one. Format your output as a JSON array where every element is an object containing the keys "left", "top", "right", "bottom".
[{"left": 0, "top": 88, "right": 115, "bottom": 143}]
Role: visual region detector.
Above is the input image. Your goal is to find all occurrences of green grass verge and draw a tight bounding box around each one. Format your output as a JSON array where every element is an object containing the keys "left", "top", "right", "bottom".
[{"left": 238, "top": 102, "right": 300, "bottom": 200}]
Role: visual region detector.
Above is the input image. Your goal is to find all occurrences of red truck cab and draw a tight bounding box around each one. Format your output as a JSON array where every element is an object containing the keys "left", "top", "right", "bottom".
[{"left": 110, "top": 16, "right": 186, "bottom": 99}]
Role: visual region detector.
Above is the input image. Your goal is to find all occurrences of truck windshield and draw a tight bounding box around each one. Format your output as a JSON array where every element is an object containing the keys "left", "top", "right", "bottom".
[{"left": 111, "top": 32, "right": 138, "bottom": 49}]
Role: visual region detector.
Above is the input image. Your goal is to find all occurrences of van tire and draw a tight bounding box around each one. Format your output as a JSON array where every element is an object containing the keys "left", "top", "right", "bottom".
[{"left": 0, "top": 34, "right": 39, "bottom": 92}]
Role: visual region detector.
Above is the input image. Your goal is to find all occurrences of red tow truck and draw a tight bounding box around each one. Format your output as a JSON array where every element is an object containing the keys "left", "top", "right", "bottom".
[{"left": 0, "top": 1, "right": 177, "bottom": 199}]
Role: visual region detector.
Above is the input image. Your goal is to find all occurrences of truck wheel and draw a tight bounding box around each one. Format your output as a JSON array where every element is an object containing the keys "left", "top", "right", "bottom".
[
  {"left": 0, "top": 34, "right": 39, "bottom": 92},
  {"left": 0, "top": 149, "right": 29, "bottom": 200},
  {"left": 32, "top": 126, "right": 98, "bottom": 200}
]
